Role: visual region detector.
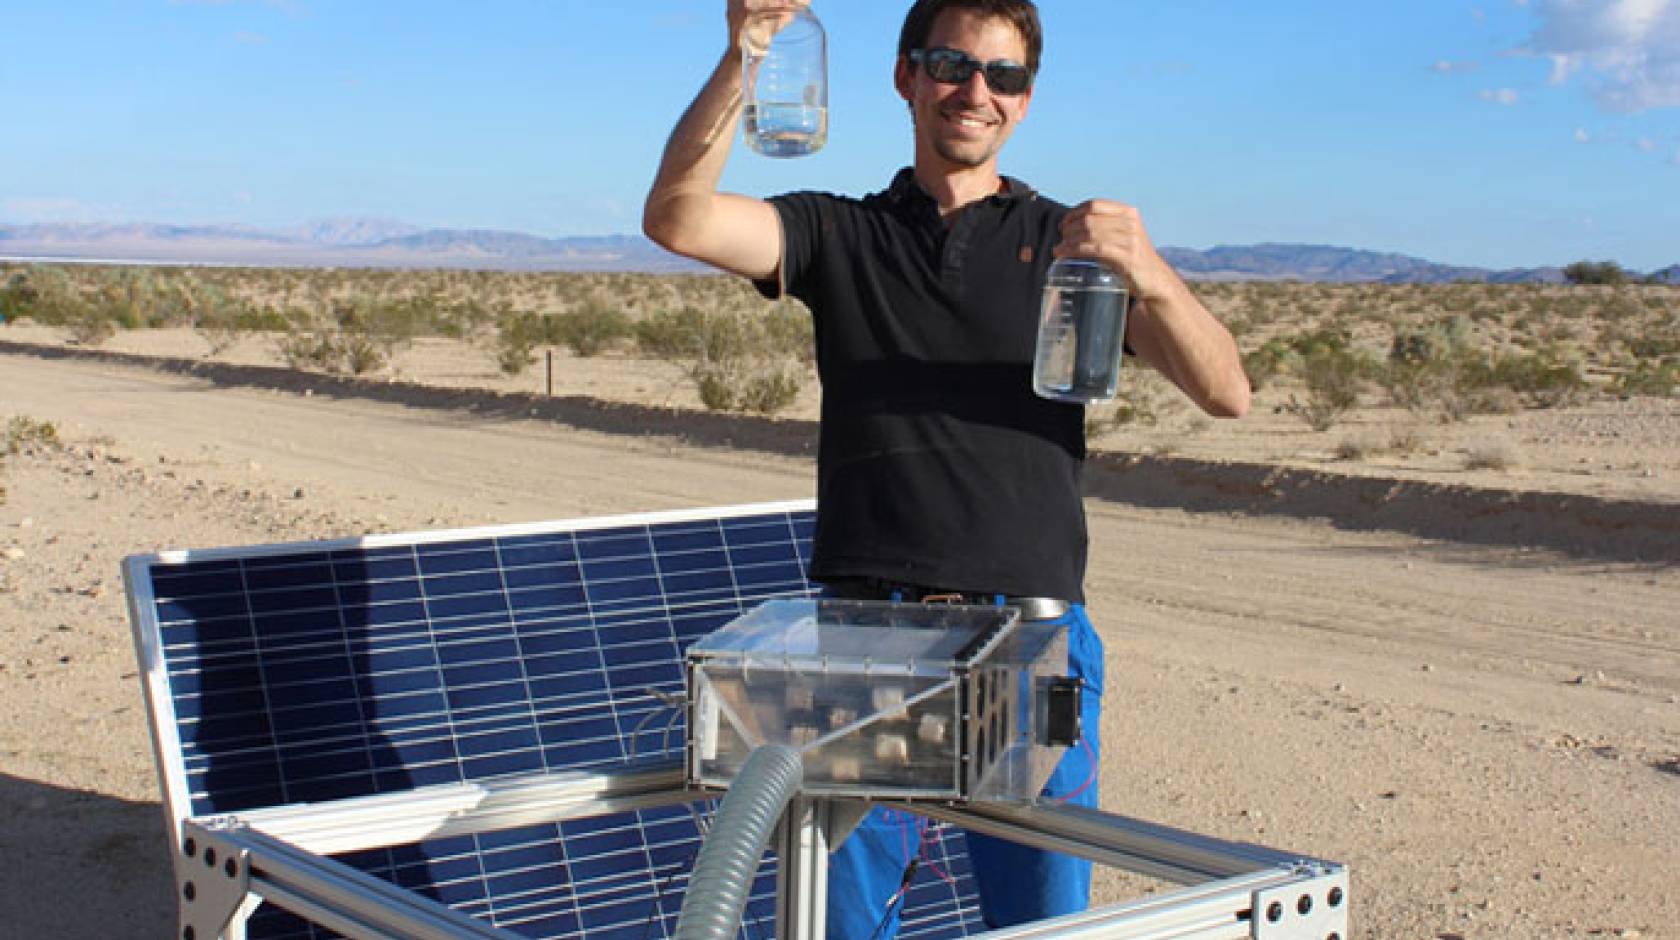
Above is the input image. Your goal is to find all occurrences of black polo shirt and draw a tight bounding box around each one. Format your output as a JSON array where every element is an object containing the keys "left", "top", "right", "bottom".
[{"left": 758, "top": 168, "right": 1088, "bottom": 602}]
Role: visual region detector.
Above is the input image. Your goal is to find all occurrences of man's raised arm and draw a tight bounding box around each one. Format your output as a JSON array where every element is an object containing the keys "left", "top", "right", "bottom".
[{"left": 642, "top": 0, "right": 805, "bottom": 282}]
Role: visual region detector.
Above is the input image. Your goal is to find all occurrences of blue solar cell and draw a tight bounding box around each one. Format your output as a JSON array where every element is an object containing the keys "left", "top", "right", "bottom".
[{"left": 132, "top": 504, "right": 987, "bottom": 940}]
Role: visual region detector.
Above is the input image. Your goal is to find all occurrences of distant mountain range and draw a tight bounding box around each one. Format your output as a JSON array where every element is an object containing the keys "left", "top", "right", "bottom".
[
  {"left": 0, "top": 220, "right": 704, "bottom": 273},
  {"left": 1, "top": 219, "right": 1673, "bottom": 283}
]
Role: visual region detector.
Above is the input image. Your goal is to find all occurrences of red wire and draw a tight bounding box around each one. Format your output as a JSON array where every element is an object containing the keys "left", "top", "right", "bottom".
[
  {"left": 915, "top": 816, "right": 957, "bottom": 886},
  {"left": 1051, "top": 736, "right": 1098, "bottom": 805}
]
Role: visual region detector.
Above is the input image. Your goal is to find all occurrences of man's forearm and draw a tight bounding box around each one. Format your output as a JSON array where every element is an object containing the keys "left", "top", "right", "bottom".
[{"left": 1128, "top": 260, "right": 1252, "bottom": 418}]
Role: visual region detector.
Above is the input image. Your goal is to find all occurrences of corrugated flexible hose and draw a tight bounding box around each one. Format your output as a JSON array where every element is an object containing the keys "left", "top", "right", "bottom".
[{"left": 674, "top": 744, "right": 804, "bottom": 940}]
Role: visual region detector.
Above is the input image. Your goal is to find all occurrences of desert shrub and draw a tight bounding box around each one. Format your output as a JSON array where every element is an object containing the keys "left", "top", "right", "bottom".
[
  {"left": 1463, "top": 439, "right": 1519, "bottom": 471},
  {"left": 7, "top": 266, "right": 108, "bottom": 340},
  {"left": 1282, "top": 345, "right": 1370, "bottom": 432},
  {"left": 1483, "top": 346, "right": 1588, "bottom": 408},
  {"left": 1611, "top": 360, "right": 1679, "bottom": 398},
  {"left": 633, "top": 306, "right": 706, "bottom": 358},
  {"left": 552, "top": 297, "right": 632, "bottom": 357},
  {"left": 339, "top": 332, "right": 388, "bottom": 375},
  {"left": 1380, "top": 316, "right": 1481, "bottom": 419},
  {"left": 494, "top": 311, "right": 547, "bottom": 375},
  {"left": 1240, "top": 338, "right": 1293, "bottom": 392},
  {"left": 336, "top": 298, "right": 417, "bottom": 356},
  {"left": 63, "top": 304, "right": 119, "bottom": 345},
  {"left": 643, "top": 304, "right": 812, "bottom": 414},
  {"left": 762, "top": 301, "right": 816, "bottom": 363},
  {"left": 693, "top": 361, "right": 804, "bottom": 413},
  {"left": 276, "top": 330, "right": 345, "bottom": 372},
  {"left": 191, "top": 282, "right": 251, "bottom": 356},
  {"left": 1563, "top": 261, "right": 1627, "bottom": 286},
  {"left": 1629, "top": 331, "right": 1680, "bottom": 360},
  {"left": 5, "top": 416, "right": 62, "bottom": 454},
  {"left": 1240, "top": 326, "right": 1355, "bottom": 396}
]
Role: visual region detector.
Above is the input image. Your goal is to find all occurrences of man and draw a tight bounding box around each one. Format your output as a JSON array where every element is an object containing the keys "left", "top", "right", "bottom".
[{"left": 644, "top": 1, "right": 1250, "bottom": 936}]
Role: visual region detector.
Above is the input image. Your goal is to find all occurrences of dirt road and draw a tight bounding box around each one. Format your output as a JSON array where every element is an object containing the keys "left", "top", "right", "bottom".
[{"left": 2, "top": 350, "right": 1676, "bottom": 938}]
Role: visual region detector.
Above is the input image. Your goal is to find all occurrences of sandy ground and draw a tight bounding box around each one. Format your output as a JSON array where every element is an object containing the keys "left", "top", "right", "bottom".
[{"left": 2, "top": 329, "right": 1678, "bottom": 939}]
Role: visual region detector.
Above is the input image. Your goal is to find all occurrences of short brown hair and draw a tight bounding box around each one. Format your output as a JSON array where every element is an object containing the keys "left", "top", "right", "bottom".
[{"left": 897, "top": 0, "right": 1043, "bottom": 77}]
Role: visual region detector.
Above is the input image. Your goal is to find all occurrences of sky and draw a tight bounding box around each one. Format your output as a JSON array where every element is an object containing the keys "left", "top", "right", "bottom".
[{"left": 3, "top": 0, "right": 1678, "bottom": 271}]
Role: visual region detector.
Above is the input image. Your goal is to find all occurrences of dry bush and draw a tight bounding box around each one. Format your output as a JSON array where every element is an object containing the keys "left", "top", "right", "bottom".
[
  {"left": 1612, "top": 359, "right": 1679, "bottom": 398},
  {"left": 5, "top": 416, "right": 62, "bottom": 455},
  {"left": 276, "top": 330, "right": 345, "bottom": 372},
  {"left": 1277, "top": 340, "right": 1371, "bottom": 432},
  {"left": 551, "top": 297, "right": 632, "bottom": 357},
  {"left": 1463, "top": 439, "right": 1519, "bottom": 472},
  {"left": 646, "top": 302, "right": 813, "bottom": 414},
  {"left": 493, "top": 311, "right": 545, "bottom": 376}
]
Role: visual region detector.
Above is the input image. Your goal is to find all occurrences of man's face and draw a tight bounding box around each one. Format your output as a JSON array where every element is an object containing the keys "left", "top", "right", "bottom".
[{"left": 896, "top": 8, "right": 1035, "bottom": 173}]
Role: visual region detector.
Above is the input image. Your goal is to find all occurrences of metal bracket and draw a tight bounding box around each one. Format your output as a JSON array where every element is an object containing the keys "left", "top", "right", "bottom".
[
  {"left": 178, "top": 821, "right": 253, "bottom": 940},
  {"left": 1250, "top": 866, "right": 1349, "bottom": 940},
  {"left": 825, "top": 798, "right": 871, "bottom": 851}
]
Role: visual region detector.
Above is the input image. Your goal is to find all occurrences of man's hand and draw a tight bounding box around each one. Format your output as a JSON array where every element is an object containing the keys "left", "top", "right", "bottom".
[
  {"left": 730, "top": 0, "right": 811, "bottom": 53},
  {"left": 1053, "top": 199, "right": 1174, "bottom": 304},
  {"left": 1055, "top": 198, "right": 1252, "bottom": 418}
]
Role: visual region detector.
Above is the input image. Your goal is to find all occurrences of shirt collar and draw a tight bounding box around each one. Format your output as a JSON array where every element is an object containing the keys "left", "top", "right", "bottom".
[{"left": 885, "top": 167, "right": 1037, "bottom": 209}]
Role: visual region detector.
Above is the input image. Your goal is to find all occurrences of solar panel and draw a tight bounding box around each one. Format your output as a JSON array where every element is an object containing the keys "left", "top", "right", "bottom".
[{"left": 127, "top": 501, "right": 987, "bottom": 940}]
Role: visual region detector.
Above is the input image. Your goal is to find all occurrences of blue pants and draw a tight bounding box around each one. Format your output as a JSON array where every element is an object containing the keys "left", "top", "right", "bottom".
[{"left": 825, "top": 605, "right": 1105, "bottom": 940}]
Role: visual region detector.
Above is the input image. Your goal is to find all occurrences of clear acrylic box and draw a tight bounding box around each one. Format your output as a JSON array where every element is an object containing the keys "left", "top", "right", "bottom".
[{"left": 685, "top": 599, "right": 1070, "bottom": 801}]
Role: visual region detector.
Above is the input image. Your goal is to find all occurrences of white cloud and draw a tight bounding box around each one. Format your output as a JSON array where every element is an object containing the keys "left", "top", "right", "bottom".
[
  {"left": 1431, "top": 58, "right": 1479, "bottom": 74},
  {"left": 1518, "top": 0, "right": 1680, "bottom": 112},
  {"left": 1480, "top": 87, "right": 1522, "bottom": 104},
  {"left": 1574, "top": 127, "right": 1592, "bottom": 142}
]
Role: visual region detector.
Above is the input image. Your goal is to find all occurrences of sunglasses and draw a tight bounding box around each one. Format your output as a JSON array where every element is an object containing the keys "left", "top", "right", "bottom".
[{"left": 908, "top": 47, "right": 1034, "bottom": 96}]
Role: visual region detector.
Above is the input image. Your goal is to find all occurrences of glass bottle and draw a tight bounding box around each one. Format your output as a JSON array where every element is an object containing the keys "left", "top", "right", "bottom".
[
  {"left": 741, "top": 8, "right": 828, "bottom": 158},
  {"left": 1033, "top": 259, "right": 1130, "bottom": 404}
]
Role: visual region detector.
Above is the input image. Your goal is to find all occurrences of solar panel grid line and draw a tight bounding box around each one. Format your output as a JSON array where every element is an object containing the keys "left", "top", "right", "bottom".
[
  {"left": 233, "top": 552, "right": 299, "bottom": 808},
  {"left": 573, "top": 528, "right": 632, "bottom": 782}
]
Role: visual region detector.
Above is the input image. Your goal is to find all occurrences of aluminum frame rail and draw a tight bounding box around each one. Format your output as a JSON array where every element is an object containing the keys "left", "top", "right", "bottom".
[{"left": 172, "top": 761, "right": 1348, "bottom": 940}]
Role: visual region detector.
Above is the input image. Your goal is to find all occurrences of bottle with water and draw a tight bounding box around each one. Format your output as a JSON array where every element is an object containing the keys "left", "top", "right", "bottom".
[
  {"left": 1033, "top": 259, "right": 1130, "bottom": 404},
  {"left": 741, "top": 8, "right": 828, "bottom": 158}
]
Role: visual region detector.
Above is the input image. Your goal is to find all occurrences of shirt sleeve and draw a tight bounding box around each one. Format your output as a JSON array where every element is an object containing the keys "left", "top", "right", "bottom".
[{"left": 752, "top": 191, "right": 828, "bottom": 302}]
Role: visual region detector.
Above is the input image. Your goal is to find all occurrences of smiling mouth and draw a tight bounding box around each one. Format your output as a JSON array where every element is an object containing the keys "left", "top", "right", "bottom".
[{"left": 945, "top": 112, "right": 997, "bottom": 131}]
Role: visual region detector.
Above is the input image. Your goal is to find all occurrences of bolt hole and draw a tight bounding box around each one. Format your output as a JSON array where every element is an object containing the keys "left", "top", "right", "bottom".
[
  {"left": 1297, "top": 894, "right": 1313, "bottom": 916},
  {"left": 182, "top": 881, "right": 196, "bottom": 901},
  {"left": 1266, "top": 901, "right": 1284, "bottom": 923},
  {"left": 1328, "top": 886, "right": 1344, "bottom": 908},
  {"left": 1328, "top": 933, "right": 1342, "bottom": 940},
  {"left": 225, "top": 858, "right": 239, "bottom": 878},
  {"left": 203, "top": 847, "right": 217, "bottom": 867},
  {"left": 182, "top": 838, "right": 197, "bottom": 859},
  {"left": 183, "top": 928, "right": 196, "bottom": 940}
]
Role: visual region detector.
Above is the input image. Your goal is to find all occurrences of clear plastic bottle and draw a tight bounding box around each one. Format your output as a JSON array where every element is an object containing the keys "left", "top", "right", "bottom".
[
  {"left": 1033, "top": 259, "right": 1130, "bottom": 404},
  {"left": 741, "top": 8, "right": 828, "bottom": 158}
]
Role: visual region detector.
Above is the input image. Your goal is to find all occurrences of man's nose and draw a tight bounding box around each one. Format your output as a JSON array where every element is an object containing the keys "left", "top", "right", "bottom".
[{"left": 956, "top": 67, "right": 990, "bottom": 103}]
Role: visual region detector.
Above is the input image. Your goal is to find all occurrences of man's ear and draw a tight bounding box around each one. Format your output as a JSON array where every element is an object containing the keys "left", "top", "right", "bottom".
[{"left": 894, "top": 55, "right": 914, "bottom": 103}]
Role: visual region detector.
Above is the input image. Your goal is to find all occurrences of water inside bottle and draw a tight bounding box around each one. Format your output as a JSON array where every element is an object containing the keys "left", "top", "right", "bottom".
[
  {"left": 744, "top": 103, "right": 828, "bottom": 158},
  {"left": 1033, "top": 283, "right": 1128, "bottom": 404}
]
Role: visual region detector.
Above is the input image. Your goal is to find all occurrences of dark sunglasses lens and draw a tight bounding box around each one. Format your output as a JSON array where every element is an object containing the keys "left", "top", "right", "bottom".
[
  {"left": 922, "top": 49, "right": 1029, "bottom": 94},
  {"left": 986, "top": 64, "right": 1031, "bottom": 94},
  {"left": 924, "top": 50, "right": 977, "bottom": 83}
]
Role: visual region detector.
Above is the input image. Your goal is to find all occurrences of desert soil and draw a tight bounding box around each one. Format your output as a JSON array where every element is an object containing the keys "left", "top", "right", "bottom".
[{"left": 1, "top": 327, "right": 1677, "bottom": 939}]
